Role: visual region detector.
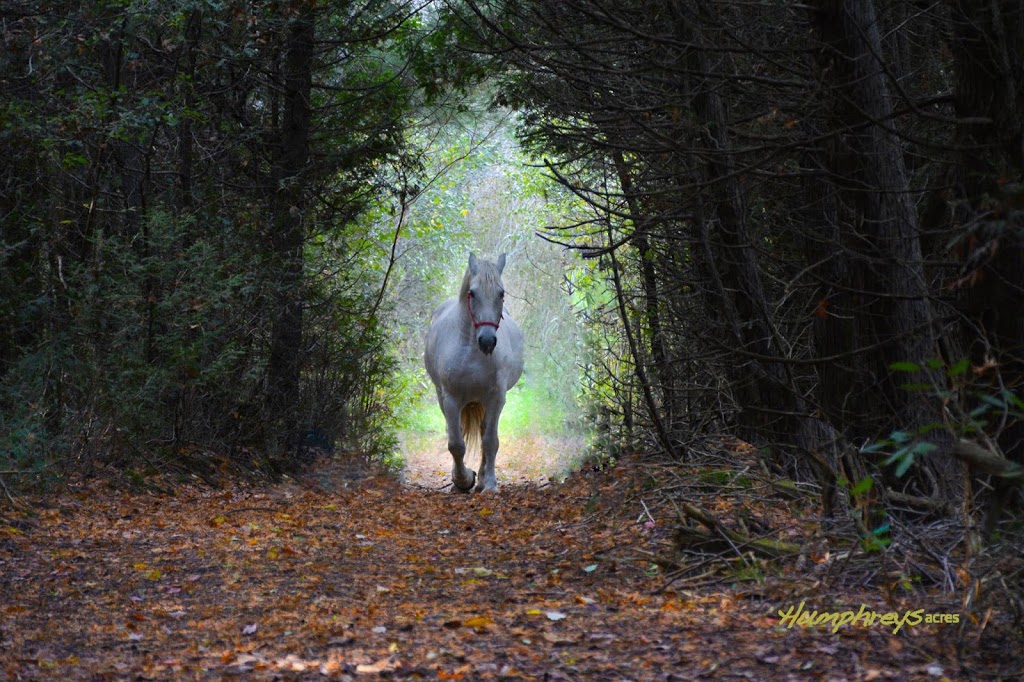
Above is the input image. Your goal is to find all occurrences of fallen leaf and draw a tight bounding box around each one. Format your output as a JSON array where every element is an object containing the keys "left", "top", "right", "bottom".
[
  {"left": 242, "top": 623, "right": 258, "bottom": 635},
  {"left": 356, "top": 658, "right": 396, "bottom": 673},
  {"left": 546, "top": 610, "right": 567, "bottom": 621},
  {"left": 815, "top": 298, "right": 829, "bottom": 318},
  {"left": 542, "top": 631, "right": 576, "bottom": 645}
]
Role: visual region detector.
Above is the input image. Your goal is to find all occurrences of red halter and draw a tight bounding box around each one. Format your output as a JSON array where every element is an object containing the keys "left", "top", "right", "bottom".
[{"left": 468, "top": 292, "right": 501, "bottom": 330}]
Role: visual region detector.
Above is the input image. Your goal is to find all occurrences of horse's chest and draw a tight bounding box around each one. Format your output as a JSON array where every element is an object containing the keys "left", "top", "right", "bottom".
[{"left": 442, "top": 353, "right": 501, "bottom": 395}]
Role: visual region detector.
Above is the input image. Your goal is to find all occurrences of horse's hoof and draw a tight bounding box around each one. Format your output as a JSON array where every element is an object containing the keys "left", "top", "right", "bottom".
[{"left": 453, "top": 470, "right": 476, "bottom": 493}]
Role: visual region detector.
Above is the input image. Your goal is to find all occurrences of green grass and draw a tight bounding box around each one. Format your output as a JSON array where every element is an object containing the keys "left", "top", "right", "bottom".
[
  {"left": 395, "top": 369, "right": 587, "bottom": 484},
  {"left": 402, "top": 377, "right": 575, "bottom": 438}
]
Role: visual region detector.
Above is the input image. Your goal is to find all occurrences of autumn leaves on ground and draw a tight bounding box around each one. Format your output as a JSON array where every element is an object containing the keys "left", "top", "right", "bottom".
[{"left": 0, "top": 450, "right": 1006, "bottom": 681}]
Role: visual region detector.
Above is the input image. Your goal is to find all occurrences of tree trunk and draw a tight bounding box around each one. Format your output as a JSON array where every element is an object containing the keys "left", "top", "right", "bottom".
[
  {"left": 948, "top": 1, "right": 1024, "bottom": 529},
  {"left": 680, "top": 8, "right": 801, "bottom": 447},
  {"left": 266, "top": 3, "right": 315, "bottom": 451},
  {"left": 949, "top": 0, "right": 1024, "bottom": 397},
  {"left": 611, "top": 150, "right": 680, "bottom": 434},
  {"left": 813, "top": 0, "right": 956, "bottom": 494},
  {"left": 178, "top": 8, "right": 202, "bottom": 212}
]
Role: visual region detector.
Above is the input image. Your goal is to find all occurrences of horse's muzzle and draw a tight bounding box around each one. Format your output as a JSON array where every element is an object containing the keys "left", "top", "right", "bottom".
[{"left": 478, "top": 329, "right": 497, "bottom": 355}]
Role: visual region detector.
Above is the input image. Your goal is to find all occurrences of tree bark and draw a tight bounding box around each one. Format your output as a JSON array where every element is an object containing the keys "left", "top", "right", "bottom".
[
  {"left": 813, "top": 0, "right": 956, "bottom": 493},
  {"left": 266, "top": 2, "right": 315, "bottom": 450},
  {"left": 606, "top": 217, "right": 678, "bottom": 459},
  {"left": 611, "top": 150, "right": 680, "bottom": 433},
  {"left": 949, "top": 0, "right": 1024, "bottom": 435},
  {"left": 947, "top": 0, "right": 1024, "bottom": 529},
  {"left": 680, "top": 6, "right": 801, "bottom": 447}
]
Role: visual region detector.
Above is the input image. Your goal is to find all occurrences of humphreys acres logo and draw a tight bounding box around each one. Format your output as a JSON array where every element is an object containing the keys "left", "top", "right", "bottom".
[{"left": 777, "top": 601, "right": 959, "bottom": 635}]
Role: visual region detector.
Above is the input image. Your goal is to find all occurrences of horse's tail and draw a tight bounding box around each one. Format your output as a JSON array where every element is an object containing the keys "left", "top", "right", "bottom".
[{"left": 461, "top": 402, "right": 485, "bottom": 458}]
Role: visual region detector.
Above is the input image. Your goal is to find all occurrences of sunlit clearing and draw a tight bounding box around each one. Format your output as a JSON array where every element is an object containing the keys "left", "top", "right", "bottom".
[
  {"left": 383, "top": 111, "right": 593, "bottom": 488},
  {"left": 399, "top": 379, "right": 586, "bottom": 489}
]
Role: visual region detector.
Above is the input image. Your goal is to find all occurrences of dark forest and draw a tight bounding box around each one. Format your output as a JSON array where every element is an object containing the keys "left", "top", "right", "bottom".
[{"left": 2, "top": 1, "right": 1023, "bottom": 678}]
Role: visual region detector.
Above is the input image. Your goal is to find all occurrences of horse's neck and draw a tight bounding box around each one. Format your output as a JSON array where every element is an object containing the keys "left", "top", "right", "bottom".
[{"left": 455, "top": 297, "right": 475, "bottom": 341}]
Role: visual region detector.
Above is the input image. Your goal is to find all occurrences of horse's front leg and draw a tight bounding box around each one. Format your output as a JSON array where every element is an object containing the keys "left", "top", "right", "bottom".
[
  {"left": 475, "top": 395, "right": 505, "bottom": 493},
  {"left": 443, "top": 394, "right": 475, "bottom": 492}
]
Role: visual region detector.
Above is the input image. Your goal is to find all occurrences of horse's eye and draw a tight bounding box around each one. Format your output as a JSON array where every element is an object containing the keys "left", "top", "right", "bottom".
[
  {"left": 499, "top": 290, "right": 505, "bottom": 299},
  {"left": 469, "top": 290, "right": 476, "bottom": 299}
]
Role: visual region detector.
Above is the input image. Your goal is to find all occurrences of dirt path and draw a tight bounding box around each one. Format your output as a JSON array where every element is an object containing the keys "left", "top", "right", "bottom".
[
  {"left": 0, "top": 457, "right": 982, "bottom": 680},
  {"left": 400, "top": 432, "right": 585, "bottom": 490}
]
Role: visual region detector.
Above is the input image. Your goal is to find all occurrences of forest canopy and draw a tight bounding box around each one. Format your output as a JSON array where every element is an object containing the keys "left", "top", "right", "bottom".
[{"left": 2, "top": 0, "right": 1023, "bottom": 538}]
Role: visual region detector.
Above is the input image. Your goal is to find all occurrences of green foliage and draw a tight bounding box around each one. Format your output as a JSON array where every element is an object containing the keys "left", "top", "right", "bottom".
[
  {"left": 868, "top": 358, "right": 1024, "bottom": 480},
  {"left": 861, "top": 523, "right": 892, "bottom": 553},
  {"left": 862, "top": 431, "right": 938, "bottom": 478},
  {"left": 0, "top": 0, "right": 434, "bottom": 486},
  {"left": 399, "top": 378, "right": 572, "bottom": 440},
  {"left": 849, "top": 476, "right": 875, "bottom": 497},
  {"left": 730, "top": 560, "right": 767, "bottom": 585},
  {"left": 384, "top": 110, "right": 595, "bottom": 456},
  {"left": 0, "top": 422, "right": 57, "bottom": 489},
  {"left": 1, "top": 209, "right": 263, "bottom": 473}
]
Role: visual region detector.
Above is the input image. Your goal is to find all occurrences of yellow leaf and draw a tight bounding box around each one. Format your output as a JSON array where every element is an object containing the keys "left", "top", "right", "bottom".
[
  {"left": 463, "top": 616, "right": 493, "bottom": 628},
  {"left": 356, "top": 659, "right": 396, "bottom": 673},
  {"left": 478, "top": 508, "right": 493, "bottom": 516},
  {"left": 526, "top": 609, "right": 542, "bottom": 616},
  {"left": 134, "top": 563, "right": 148, "bottom": 570},
  {"left": 145, "top": 569, "right": 162, "bottom": 581},
  {"left": 267, "top": 546, "right": 280, "bottom": 560}
]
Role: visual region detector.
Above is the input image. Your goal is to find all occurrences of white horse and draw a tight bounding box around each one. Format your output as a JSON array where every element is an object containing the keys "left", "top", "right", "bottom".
[{"left": 424, "top": 253, "right": 524, "bottom": 492}]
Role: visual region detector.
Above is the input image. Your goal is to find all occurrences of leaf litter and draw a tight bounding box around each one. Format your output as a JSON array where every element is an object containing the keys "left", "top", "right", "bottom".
[{"left": 0, "top": 452, "right": 988, "bottom": 679}]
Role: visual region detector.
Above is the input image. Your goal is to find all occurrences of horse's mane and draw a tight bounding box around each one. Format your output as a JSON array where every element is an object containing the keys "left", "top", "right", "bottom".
[{"left": 459, "top": 259, "right": 502, "bottom": 297}]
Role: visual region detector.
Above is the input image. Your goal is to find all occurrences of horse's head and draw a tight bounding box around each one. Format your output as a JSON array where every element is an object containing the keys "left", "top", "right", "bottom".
[{"left": 463, "top": 252, "right": 506, "bottom": 355}]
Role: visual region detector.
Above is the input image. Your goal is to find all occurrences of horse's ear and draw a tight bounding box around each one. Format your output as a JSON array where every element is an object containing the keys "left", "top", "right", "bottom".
[
  {"left": 469, "top": 253, "right": 478, "bottom": 275},
  {"left": 496, "top": 253, "right": 506, "bottom": 274}
]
